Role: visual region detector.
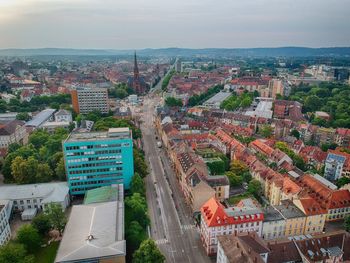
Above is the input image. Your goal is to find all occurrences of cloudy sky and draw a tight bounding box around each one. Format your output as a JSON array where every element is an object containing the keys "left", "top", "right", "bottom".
[{"left": 0, "top": 0, "right": 349, "bottom": 49}]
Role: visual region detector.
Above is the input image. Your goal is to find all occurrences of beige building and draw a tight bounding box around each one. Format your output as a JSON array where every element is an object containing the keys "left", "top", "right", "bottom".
[
  {"left": 0, "top": 120, "right": 28, "bottom": 149},
  {"left": 293, "top": 198, "right": 326, "bottom": 235}
]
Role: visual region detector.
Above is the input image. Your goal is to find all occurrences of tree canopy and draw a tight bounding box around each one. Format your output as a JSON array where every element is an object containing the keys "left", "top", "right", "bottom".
[{"left": 133, "top": 239, "right": 165, "bottom": 263}]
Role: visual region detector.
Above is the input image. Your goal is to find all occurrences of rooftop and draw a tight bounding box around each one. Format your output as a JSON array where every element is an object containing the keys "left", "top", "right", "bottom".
[
  {"left": 203, "top": 91, "right": 232, "bottom": 105},
  {"left": 84, "top": 185, "right": 123, "bottom": 205},
  {"left": 0, "top": 182, "right": 69, "bottom": 203},
  {"left": 65, "top": 127, "right": 132, "bottom": 142},
  {"left": 25, "top": 108, "right": 56, "bottom": 127},
  {"left": 274, "top": 200, "right": 305, "bottom": 219},
  {"left": 55, "top": 201, "right": 125, "bottom": 262}
]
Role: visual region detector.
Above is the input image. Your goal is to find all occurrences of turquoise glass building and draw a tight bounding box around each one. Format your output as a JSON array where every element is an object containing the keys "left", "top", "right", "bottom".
[{"left": 63, "top": 128, "right": 134, "bottom": 195}]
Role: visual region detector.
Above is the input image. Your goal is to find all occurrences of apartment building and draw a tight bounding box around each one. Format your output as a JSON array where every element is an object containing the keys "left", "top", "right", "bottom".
[
  {"left": 63, "top": 128, "right": 134, "bottom": 195},
  {"left": 71, "top": 87, "right": 109, "bottom": 114},
  {"left": 0, "top": 200, "right": 12, "bottom": 246},
  {"left": 200, "top": 197, "right": 264, "bottom": 255}
]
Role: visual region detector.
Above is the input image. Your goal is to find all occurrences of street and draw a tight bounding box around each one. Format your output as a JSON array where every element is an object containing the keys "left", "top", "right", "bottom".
[{"left": 139, "top": 93, "right": 211, "bottom": 262}]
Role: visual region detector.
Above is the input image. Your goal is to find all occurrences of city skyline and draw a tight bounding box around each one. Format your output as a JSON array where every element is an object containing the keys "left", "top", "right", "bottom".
[{"left": 0, "top": 0, "right": 349, "bottom": 49}]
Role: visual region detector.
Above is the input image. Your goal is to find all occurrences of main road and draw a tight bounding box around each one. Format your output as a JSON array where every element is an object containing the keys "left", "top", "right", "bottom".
[{"left": 139, "top": 92, "right": 211, "bottom": 262}]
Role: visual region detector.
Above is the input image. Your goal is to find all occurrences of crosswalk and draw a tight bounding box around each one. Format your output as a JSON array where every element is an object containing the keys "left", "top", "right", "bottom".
[{"left": 155, "top": 238, "right": 169, "bottom": 245}]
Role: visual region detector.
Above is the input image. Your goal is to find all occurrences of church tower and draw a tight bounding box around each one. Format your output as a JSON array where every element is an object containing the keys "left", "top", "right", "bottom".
[{"left": 133, "top": 51, "right": 142, "bottom": 94}]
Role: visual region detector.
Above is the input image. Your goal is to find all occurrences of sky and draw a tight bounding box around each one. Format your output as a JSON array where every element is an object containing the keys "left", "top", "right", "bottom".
[{"left": 0, "top": 0, "right": 349, "bottom": 49}]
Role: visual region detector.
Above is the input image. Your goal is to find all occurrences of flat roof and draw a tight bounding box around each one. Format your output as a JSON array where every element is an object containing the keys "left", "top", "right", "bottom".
[
  {"left": 274, "top": 200, "right": 305, "bottom": 219},
  {"left": 0, "top": 182, "right": 69, "bottom": 203},
  {"left": 84, "top": 185, "right": 123, "bottom": 205},
  {"left": 204, "top": 91, "right": 232, "bottom": 105},
  {"left": 65, "top": 127, "right": 131, "bottom": 142},
  {"left": 55, "top": 201, "right": 125, "bottom": 262},
  {"left": 263, "top": 206, "right": 284, "bottom": 222}
]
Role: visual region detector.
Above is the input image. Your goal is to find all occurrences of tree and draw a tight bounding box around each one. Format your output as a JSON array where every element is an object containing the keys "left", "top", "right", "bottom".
[
  {"left": 230, "top": 160, "right": 251, "bottom": 182},
  {"left": 125, "top": 193, "right": 149, "bottom": 228},
  {"left": 259, "top": 125, "right": 273, "bottom": 138},
  {"left": 16, "top": 112, "right": 31, "bottom": 121},
  {"left": 290, "top": 129, "right": 300, "bottom": 139},
  {"left": 131, "top": 173, "right": 145, "bottom": 196},
  {"left": 16, "top": 224, "right": 41, "bottom": 253},
  {"left": 55, "top": 158, "right": 66, "bottom": 181},
  {"left": 336, "top": 177, "right": 350, "bottom": 188},
  {"left": 28, "top": 129, "right": 49, "bottom": 149},
  {"left": 164, "top": 97, "right": 182, "bottom": 107},
  {"left": 133, "top": 239, "right": 165, "bottom": 263},
  {"left": 207, "top": 160, "right": 225, "bottom": 175},
  {"left": 305, "top": 95, "right": 322, "bottom": 112},
  {"left": 126, "top": 221, "right": 145, "bottom": 253},
  {"left": 32, "top": 213, "right": 51, "bottom": 236},
  {"left": 36, "top": 163, "right": 53, "bottom": 183},
  {"left": 345, "top": 215, "right": 350, "bottom": 232},
  {"left": 248, "top": 179, "right": 262, "bottom": 199},
  {"left": 225, "top": 171, "right": 243, "bottom": 186},
  {"left": 134, "top": 149, "right": 148, "bottom": 178},
  {"left": 11, "top": 156, "right": 37, "bottom": 184},
  {"left": 0, "top": 242, "right": 34, "bottom": 263},
  {"left": 45, "top": 203, "right": 67, "bottom": 235}
]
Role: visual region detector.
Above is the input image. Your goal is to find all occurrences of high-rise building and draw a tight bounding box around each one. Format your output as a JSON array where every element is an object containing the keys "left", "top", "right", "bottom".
[
  {"left": 63, "top": 128, "right": 134, "bottom": 195},
  {"left": 71, "top": 87, "right": 109, "bottom": 114}
]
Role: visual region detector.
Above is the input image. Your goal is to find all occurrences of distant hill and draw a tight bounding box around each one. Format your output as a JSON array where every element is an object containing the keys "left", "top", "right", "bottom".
[{"left": 0, "top": 47, "right": 350, "bottom": 57}]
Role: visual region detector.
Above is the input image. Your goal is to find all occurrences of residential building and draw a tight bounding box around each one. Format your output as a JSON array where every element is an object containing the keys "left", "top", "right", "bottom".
[
  {"left": 71, "top": 87, "right": 109, "bottom": 114},
  {"left": 0, "top": 120, "right": 28, "bottom": 149},
  {"left": 217, "top": 232, "right": 269, "bottom": 263},
  {"left": 55, "top": 109, "right": 73, "bottom": 123},
  {"left": 293, "top": 197, "right": 326, "bottom": 234},
  {"left": 0, "top": 182, "right": 70, "bottom": 212},
  {"left": 25, "top": 108, "right": 56, "bottom": 128},
  {"left": 55, "top": 199, "right": 125, "bottom": 263},
  {"left": 269, "top": 79, "right": 284, "bottom": 99},
  {"left": 63, "top": 128, "right": 134, "bottom": 195},
  {"left": 200, "top": 197, "right": 264, "bottom": 255},
  {"left": 325, "top": 150, "right": 350, "bottom": 181},
  {"left": 217, "top": 231, "right": 350, "bottom": 263},
  {"left": 273, "top": 100, "right": 303, "bottom": 122},
  {"left": 274, "top": 200, "right": 306, "bottom": 237},
  {"left": 262, "top": 206, "right": 286, "bottom": 240},
  {"left": 0, "top": 200, "right": 12, "bottom": 246}
]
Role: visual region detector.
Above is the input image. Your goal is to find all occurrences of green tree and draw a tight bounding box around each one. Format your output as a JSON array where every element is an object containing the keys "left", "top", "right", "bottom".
[
  {"left": 164, "top": 97, "right": 182, "bottom": 107},
  {"left": 207, "top": 160, "right": 225, "bottom": 175},
  {"left": 248, "top": 179, "right": 262, "bottom": 199},
  {"left": 32, "top": 213, "right": 51, "bottom": 237},
  {"left": 305, "top": 95, "right": 322, "bottom": 112},
  {"left": 345, "top": 215, "right": 350, "bottom": 232},
  {"left": 133, "top": 239, "right": 165, "bottom": 263},
  {"left": 36, "top": 163, "right": 53, "bottom": 183},
  {"left": 11, "top": 156, "right": 37, "bottom": 184},
  {"left": 126, "top": 221, "right": 145, "bottom": 254},
  {"left": 336, "top": 177, "right": 350, "bottom": 188},
  {"left": 55, "top": 158, "right": 66, "bottom": 181},
  {"left": 225, "top": 171, "right": 243, "bottom": 186},
  {"left": 16, "top": 224, "right": 41, "bottom": 253},
  {"left": 134, "top": 149, "right": 148, "bottom": 178},
  {"left": 0, "top": 242, "right": 34, "bottom": 263},
  {"left": 125, "top": 193, "right": 149, "bottom": 228},
  {"left": 16, "top": 112, "right": 31, "bottom": 121},
  {"left": 45, "top": 203, "right": 67, "bottom": 235},
  {"left": 290, "top": 129, "right": 300, "bottom": 139},
  {"left": 28, "top": 129, "right": 50, "bottom": 149},
  {"left": 259, "top": 125, "right": 273, "bottom": 138},
  {"left": 131, "top": 173, "right": 145, "bottom": 196}
]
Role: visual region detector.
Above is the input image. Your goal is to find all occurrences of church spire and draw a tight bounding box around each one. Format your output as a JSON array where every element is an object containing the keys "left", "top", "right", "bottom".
[{"left": 134, "top": 50, "right": 139, "bottom": 75}]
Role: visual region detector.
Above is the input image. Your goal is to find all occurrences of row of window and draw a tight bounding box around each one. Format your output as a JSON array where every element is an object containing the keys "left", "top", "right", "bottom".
[
  {"left": 68, "top": 161, "right": 122, "bottom": 169},
  {"left": 69, "top": 167, "right": 123, "bottom": 175},
  {"left": 66, "top": 143, "right": 127, "bottom": 151},
  {"left": 66, "top": 149, "right": 122, "bottom": 156}
]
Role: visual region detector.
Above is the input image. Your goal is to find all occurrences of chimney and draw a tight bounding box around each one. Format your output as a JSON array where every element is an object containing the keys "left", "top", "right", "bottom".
[
  {"left": 237, "top": 242, "right": 239, "bottom": 248},
  {"left": 241, "top": 251, "right": 244, "bottom": 257},
  {"left": 254, "top": 257, "right": 258, "bottom": 263},
  {"left": 234, "top": 230, "right": 237, "bottom": 236},
  {"left": 248, "top": 247, "right": 252, "bottom": 254}
]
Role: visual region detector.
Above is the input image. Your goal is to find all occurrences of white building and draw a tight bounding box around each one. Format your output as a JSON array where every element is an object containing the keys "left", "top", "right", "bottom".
[
  {"left": 0, "top": 182, "right": 70, "bottom": 212},
  {"left": 0, "top": 200, "right": 12, "bottom": 246},
  {"left": 25, "top": 108, "right": 56, "bottom": 128},
  {"left": 54, "top": 109, "right": 73, "bottom": 123},
  {"left": 42, "top": 121, "right": 70, "bottom": 133}
]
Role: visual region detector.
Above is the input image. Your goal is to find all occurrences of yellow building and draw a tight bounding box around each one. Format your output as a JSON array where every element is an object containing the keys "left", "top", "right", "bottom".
[
  {"left": 293, "top": 198, "right": 326, "bottom": 235},
  {"left": 274, "top": 200, "right": 306, "bottom": 237}
]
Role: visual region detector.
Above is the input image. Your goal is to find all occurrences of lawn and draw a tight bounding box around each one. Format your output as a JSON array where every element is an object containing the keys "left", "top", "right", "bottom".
[
  {"left": 227, "top": 193, "right": 253, "bottom": 205},
  {"left": 35, "top": 241, "right": 60, "bottom": 263}
]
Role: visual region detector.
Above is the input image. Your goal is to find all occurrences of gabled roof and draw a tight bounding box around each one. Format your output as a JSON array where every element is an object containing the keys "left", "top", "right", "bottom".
[{"left": 0, "top": 120, "right": 25, "bottom": 136}]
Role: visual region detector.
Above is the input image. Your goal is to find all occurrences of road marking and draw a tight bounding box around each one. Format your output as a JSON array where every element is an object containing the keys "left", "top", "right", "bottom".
[
  {"left": 155, "top": 238, "right": 169, "bottom": 245},
  {"left": 182, "top": 224, "right": 196, "bottom": 230}
]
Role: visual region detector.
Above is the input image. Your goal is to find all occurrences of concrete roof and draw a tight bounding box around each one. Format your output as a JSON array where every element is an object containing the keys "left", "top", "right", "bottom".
[
  {"left": 84, "top": 185, "right": 123, "bottom": 205},
  {"left": 55, "top": 201, "right": 125, "bottom": 262},
  {"left": 0, "top": 182, "right": 69, "bottom": 203},
  {"left": 204, "top": 91, "right": 231, "bottom": 105}
]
